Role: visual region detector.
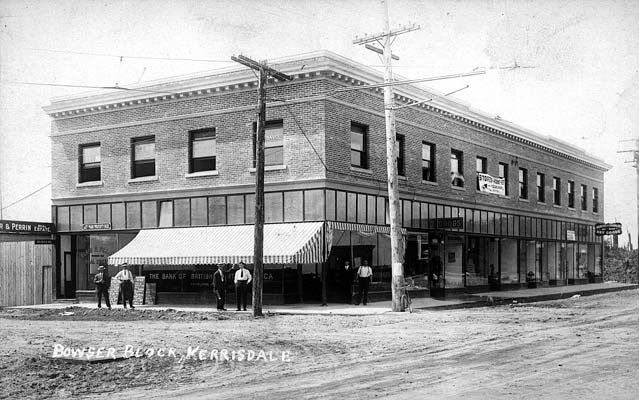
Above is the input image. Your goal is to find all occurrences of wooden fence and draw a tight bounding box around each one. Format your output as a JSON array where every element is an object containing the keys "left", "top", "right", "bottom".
[{"left": 0, "top": 241, "right": 53, "bottom": 307}]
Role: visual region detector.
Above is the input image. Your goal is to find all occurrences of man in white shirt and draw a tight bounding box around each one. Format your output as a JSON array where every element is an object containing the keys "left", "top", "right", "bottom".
[
  {"left": 356, "top": 259, "right": 373, "bottom": 305},
  {"left": 234, "top": 262, "right": 252, "bottom": 311},
  {"left": 114, "top": 263, "right": 135, "bottom": 309}
]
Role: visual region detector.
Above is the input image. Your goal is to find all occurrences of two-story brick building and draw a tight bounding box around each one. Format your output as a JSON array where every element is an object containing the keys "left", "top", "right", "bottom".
[{"left": 44, "top": 51, "right": 610, "bottom": 304}]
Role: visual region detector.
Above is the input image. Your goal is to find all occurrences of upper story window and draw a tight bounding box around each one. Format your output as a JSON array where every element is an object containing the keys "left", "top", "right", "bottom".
[
  {"left": 476, "top": 156, "right": 487, "bottom": 190},
  {"left": 498, "top": 162, "right": 509, "bottom": 196},
  {"left": 553, "top": 177, "right": 561, "bottom": 205},
  {"left": 350, "top": 122, "right": 368, "bottom": 169},
  {"left": 537, "top": 173, "right": 545, "bottom": 203},
  {"left": 581, "top": 184, "right": 587, "bottom": 211},
  {"left": 568, "top": 180, "right": 575, "bottom": 208},
  {"left": 189, "top": 128, "right": 216, "bottom": 173},
  {"left": 131, "top": 136, "right": 155, "bottom": 178},
  {"left": 593, "top": 187, "right": 599, "bottom": 213},
  {"left": 396, "top": 134, "right": 405, "bottom": 176},
  {"left": 254, "top": 120, "right": 284, "bottom": 167},
  {"left": 518, "top": 168, "right": 528, "bottom": 199},
  {"left": 422, "top": 142, "right": 436, "bottom": 182},
  {"left": 79, "top": 143, "right": 101, "bottom": 183},
  {"left": 450, "top": 149, "right": 464, "bottom": 187}
]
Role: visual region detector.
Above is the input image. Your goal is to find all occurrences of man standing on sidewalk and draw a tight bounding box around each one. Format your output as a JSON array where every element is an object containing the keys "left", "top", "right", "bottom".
[
  {"left": 114, "top": 263, "right": 135, "bottom": 309},
  {"left": 234, "top": 262, "right": 252, "bottom": 311},
  {"left": 356, "top": 259, "right": 373, "bottom": 305},
  {"left": 213, "top": 264, "right": 227, "bottom": 311}
]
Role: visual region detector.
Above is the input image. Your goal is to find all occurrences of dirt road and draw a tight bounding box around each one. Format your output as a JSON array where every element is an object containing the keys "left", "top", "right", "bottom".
[{"left": 2, "top": 290, "right": 638, "bottom": 399}]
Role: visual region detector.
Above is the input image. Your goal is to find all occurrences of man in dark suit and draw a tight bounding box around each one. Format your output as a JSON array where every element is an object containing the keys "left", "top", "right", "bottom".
[
  {"left": 213, "top": 264, "right": 226, "bottom": 311},
  {"left": 341, "top": 260, "right": 355, "bottom": 304},
  {"left": 94, "top": 265, "right": 111, "bottom": 309}
]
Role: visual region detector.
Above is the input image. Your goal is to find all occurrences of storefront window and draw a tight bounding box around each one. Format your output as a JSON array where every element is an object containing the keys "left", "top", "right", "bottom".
[
  {"left": 326, "top": 190, "right": 336, "bottom": 221},
  {"left": 84, "top": 205, "right": 96, "bottom": 224},
  {"left": 159, "top": 201, "right": 173, "bottom": 227},
  {"left": 208, "top": 197, "right": 226, "bottom": 225},
  {"left": 245, "top": 195, "right": 255, "bottom": 224},
  {"left": 70, "top": 206, "right": 83, "bottom": 231},
  {"left": 285, "top": 191, "right": 303, "bottom": 222},
  {"left": 305, "top": 190, "right": 324, "bottom": 221},
  {"left": 265, "top": 192, "right": 283, "bottom": 222},
  {"left": 577, "top": 244, "right": 588, "bottom": 278},
  {"left": 367, "top": 195, "right": 377, "bottom": 225},
  {"left": 336, "top": 191, "right": 346, "bottom": 222},
  {"left": 347, "top": 192, "right": 357, "bottom": 223},
  {"left": 544, "top": 242, "right": 557, "bottom": 281},
  {"left": 97, "top": 204, "right": 111, "bottom": 224},
  {"left": 403, "top": 200, "right": 412, "bottom": 227},
  {"left": 57, "top": 206, "right": 70, "bottom": 231},
  {"left": 376, "top": 197, "right": 385, "bottom": 225},
  {"left": 466, "top": 237, "right": 491, "bottom": 286},
  {"left": 357, "top": 194, "right": 367, "bottom": 224},
  {"left": 420, "top": 203, "right": 428, "bottom": 228},
  {"left": 112, "top": 203, "right": 126, "bottom": 230},
  {"left": 444, "top": 235, "right": 464, "bottom": 288},
  {"left": 500, "top": 239, "right": 518, "bottom": 283},
  {"left": 566, "top": 243, "right": 576, "bottom": 279},
  {"left": 594, "top": 244, "right": 602, "bottom": 276}
]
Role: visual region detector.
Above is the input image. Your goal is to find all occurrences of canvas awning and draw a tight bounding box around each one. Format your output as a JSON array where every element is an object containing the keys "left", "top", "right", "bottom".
[{"left": 107, "top": 222, "right": 328, "bottom": 265}]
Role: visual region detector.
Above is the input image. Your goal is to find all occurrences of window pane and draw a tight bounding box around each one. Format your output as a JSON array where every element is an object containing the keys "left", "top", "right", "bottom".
[
  {"left": 83, "top": 205, "right": 96, "bottom": 224},
  {"left": 112, "top": 203, "right": 125, "bottom": 229},
  {"left": 191, "top": 197, "right": 207, "bottom": 226},
  {"left": 265, "top": 147, "right": 283, "bottom": 166},
  {"left": 82, "top": 146, "right": 101, "bottom": 163},
  {"left": 208, "top": 196, "right": 226, "bottom": 225},
  {"left": 192, "top": 137, "right": 216, "bottom": 158},
  {"left": 285, "top": 191, "right": 303, "bottom": 222},
  {"left": 126, "top": 202, "right": 141, "bottom": 229},
  {"left": 245, "top": 195, "right": 255, "bottom": 224},
  {"left": 376, "top": 197, "right": 385, "bottom": 225},
  {"left": 265, "top": 192, "right": 284, "bottom": 222},
  {"left": 347, "top": 192, "right": 357, "bottom": 223},
  {"left": 326, "top": 190, "right": 336, "bottom": 221},
  {"left": 336, "top": 191, "right": 346, "bottom": 221},
  {"left": 97, "top": 204, "right": 111, "bottom": 224},
  {"left": 142, "top": 201, "right": 157, "bottom": 228},
  {"left": 134, "top": 141, "right": 155, "bottom": 160},
  {"left": 304, "top": 190, "right": 324, "bottom": 221},
  {"left": 357, "top": 194, "right": 367, "bottom": 224},
  {"left": 159, "top": 201, "right": 173, "bottom": 227},
  {"left": 351, "top": 131, "right": 364, "bottom": 151},
  {"left": 227, "top": 195, "right": 245, "bottom": 224},
  {"left": 367, "top": 195, "right": 376, "bottom": 224},
  {"left": 174, "top": 199, "right": 190, "bottom": 227},
  {"left": 57, "top": 206, "right": 70, "bottom": 231}
]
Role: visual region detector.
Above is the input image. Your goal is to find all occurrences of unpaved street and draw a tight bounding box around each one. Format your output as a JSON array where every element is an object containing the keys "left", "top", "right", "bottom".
[{"left": 1, "top": 289, "right": 638, "bottom": 399}]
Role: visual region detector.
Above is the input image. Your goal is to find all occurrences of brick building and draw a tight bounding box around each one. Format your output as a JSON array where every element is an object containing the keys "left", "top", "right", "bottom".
[{"left": 44, "top": 51, "right": 609, "bottom": 304}]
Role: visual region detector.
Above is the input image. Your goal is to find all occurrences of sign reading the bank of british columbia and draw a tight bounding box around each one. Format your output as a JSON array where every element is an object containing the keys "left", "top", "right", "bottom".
[
  {"left": 477, "top": 173, "right": 506, "bottom": 196},
  {"left": 0, "top": 220, "right": 55, "bottom": 234},
  {"left": 595, "top": 223, "right": 622, "bottom": 236}
]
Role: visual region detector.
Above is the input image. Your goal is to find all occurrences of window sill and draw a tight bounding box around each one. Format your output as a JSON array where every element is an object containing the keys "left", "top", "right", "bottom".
[
  {"left": 451, "top": 185, "right": 465, "bottom": 191},
  {"left": 537, "top": 201, "right": 546, "bottom": 205},
  {"left": 518, "top": 198, "right": 530, "bottom": 202},
  {"left": 552, "top": 204, "right": 562, "bottom": 208},
  {"left": 398, "top": 175, "right": 407, "bottom": 181},
  {"left": 421, "top": 180, "right": 438, "bottom": 186},
  {"left": 186, "top": 170, "right": 219, "bottom": 178},
  {"left": 249, "top": 165, "right": 288, "bottom": 173},
  {"left": 499, "top": 195, "right": 510, "bottom": 199},
  {"left": 128, "top": 176, "right": 158, "bottom": 184},
  {"left": 76, "top": 181, "right": 104, "bottom": 188},
  {"left": 350, "top": 166, "right": 372, "bottom": 174}
]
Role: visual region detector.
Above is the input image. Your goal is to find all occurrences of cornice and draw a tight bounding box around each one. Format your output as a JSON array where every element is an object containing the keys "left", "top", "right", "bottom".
[{"left": 43, "top": 50, "right": 611, "bottom": 172}]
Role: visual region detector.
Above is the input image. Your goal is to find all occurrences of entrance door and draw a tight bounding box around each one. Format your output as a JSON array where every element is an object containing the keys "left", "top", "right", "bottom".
[{"left": 63, "top": 251, "right": 76, "bottom": 299}]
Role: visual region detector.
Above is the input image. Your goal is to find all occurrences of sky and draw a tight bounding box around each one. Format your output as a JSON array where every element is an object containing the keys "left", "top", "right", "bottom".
[{"left": 1, "top": 0, "right": 637, "bottom": 247}]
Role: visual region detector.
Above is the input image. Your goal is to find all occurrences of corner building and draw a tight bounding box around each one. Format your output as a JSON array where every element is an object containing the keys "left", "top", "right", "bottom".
[{"left": 45, "top": 51, "right": 609, "bottom": 304}]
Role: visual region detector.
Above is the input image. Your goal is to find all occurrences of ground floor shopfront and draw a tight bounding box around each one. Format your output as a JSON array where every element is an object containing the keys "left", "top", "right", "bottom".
[{"left": 52, "top": 187, "right": 603, "bottom": 304}]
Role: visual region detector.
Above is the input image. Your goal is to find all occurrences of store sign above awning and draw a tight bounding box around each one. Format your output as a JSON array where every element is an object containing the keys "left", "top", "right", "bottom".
[
  {"left": 0, "top": 219, "right": 55, "bottom": 234},
  {"left": 595, "top": 223, "right": 622, "bottom": 236},
  {"left": 477, "top": 173, "right": 506, "bottom": 196}
]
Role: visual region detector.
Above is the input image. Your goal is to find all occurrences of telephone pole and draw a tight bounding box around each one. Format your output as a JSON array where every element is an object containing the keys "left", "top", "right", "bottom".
[
  {"left": 354, "top": 0, "right": 419, "bottom": 311},
  {"left": 231, "top": 55, "right": 292, "bottom": 316},
  {"left": 619, "top": 138, "right": 639, "bottom": 283}
]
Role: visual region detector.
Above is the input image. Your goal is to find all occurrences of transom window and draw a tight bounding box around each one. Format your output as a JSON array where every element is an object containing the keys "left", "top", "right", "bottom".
[
  {"left": 189, "top": 128, "right": 216, "bottom": 172},
  {"left": 79, "top": 143, "right": 101, "bottom": 183},
  {"left": 131, "top": 136, "right": 155, "bottom": 178},
  {"left": 350, "top": 122, "right": 368, "bottom": 169}
]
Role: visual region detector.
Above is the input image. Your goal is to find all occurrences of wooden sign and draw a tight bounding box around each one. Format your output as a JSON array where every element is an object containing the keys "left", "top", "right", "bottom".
[{"left": 133, "top": 276, "right": 146, "bottom": 306}]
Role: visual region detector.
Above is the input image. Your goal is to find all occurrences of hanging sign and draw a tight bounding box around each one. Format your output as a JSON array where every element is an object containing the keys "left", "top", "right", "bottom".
[
  {"left": 477, "top": 173, "right": 506, "bottom": 196},
  {"left": 595, "top": 223, "right": 622, "bottom": 236}
]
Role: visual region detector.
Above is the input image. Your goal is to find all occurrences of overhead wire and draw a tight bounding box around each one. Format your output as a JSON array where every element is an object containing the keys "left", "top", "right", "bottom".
[{"left": 1, "top": 182, "right": 51, "bottom": 211}]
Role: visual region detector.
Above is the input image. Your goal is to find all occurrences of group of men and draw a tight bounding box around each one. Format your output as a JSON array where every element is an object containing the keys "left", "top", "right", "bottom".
[{"left": 95, "top": 259, "right": 374, "bottom": 310}]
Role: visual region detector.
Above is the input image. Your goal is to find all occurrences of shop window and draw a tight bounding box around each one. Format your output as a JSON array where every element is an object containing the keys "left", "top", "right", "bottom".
[
  {"left": 285, "top": 191, "right": 304, "bottom": 222},
  {"left": 326, "top": 190, "right": 336, "bottom": 221},
  {"left": 304, "top": 190, "right": 325, "bottom": 221},
  {"left": 70, "top": 206, "right": 83, "bottom": 231},
  {"left": 498, "top": 162, "right": 509, "bottom": 195},
  {"left": 553, "top": 177, "right": 561, "bottom": 205},
  {"left": 422, "top": 142, "right": 436, "bottom": 182},
  {"left": 142, "top": 201, "right": 157, "bottom": 228},
  {"left": 191, "top": 197, "right": 207, "bottom": 226},
  {"left": 79, "top": 143, "right": 101, "bottom": 183},
  {"left": 396, "top": 134, "right": 405, "bottom": 176},
  {"left": 97, "top": 204, "right": 111, "bottom": 224},
  {"left": 568, "top": 180, "right": 575, "bottom": 208},
  {"left": 336, "top": 191, "right": 346, "bottom": 222},
  {"left": 131, "top": 136, "right": 155, "bottom": 178},
  {"left": 173, "top": 199, "right": 190, "bottom": 227},
  {"left": 111, "top": 203, "right": 126, "bottom": 229},
  {"left": 347, "top": 192, "right": 357, "bottom": 223},
  {"left": 57, "top": 206, "right": 70, "bottom": 231},
  {"left": 581, "top": 184, "right": 587, "bottom": 211},
  {"left": 450, "top": 149, "right": 464, "bottom": 187},
  {"left": 403, "top": 200, "right": 412, "bottom": 227},
  {"left": 245, "top": 195, "right": 255, "bottom": 224},
  {"left": 476, "top": 156, "right": 487, "bottom": 190},
  {"left": 376, "top": 197, "right": 385, "bottom": 225},
  {"left": 83, "top": 205, "right": 97, "bottom": 224},
  {"left": 126, "top": 202, "right": 141, "bottom": 229},
  {"left": 592, "top": 188, "right": 599, "bottom": 213},
  {"left": 158, "top": 201, "right": 173, "bottom": 227},
  {"left": 500, "top": 239, "right": 518, "bottom": 283},
  {"left": 367, "top": 195, "right": 377, "bottom": 225},
  {"left": 350, "top": 122, "right": 368, "bottom": 169},
  {"left": 189, "top": 128, "right": 216, "bottom": 172},
  {"left": 253, "top": 120, "right": 284, "bottom": 167},
  {"left": 537, "top": 173, "right": 545, "bottom": 203},
  {"left": 444, "top": 235, "right": 464, "bottom": 288},
  {"left": 227, "top": 195, "right": 245, "bottom": 224},
  {"left": 357, "top": 193, "right": 367, "bottom": 224},
  {"left": 265, "top": 192, "right": 284, "bottom": 223},
  {"left": 518, "top": 168, "right": 528, "bottom": 199}
]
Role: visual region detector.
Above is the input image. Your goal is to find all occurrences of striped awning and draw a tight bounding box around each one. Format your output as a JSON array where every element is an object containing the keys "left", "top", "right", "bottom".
[
  {"left": 107, "top": 222, "right": 327, "bottom": 265},
  {"left": 327, "top": 221, "right": 407, "bottom": 235}
]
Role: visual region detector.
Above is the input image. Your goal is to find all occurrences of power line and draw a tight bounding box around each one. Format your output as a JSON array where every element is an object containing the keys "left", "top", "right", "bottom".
[
  {"left": 1, "top": 182, "right": 51, "bottom": 211},
  {"left": 24, "top": 47, "right": 234, "bottom": 64},
  {"left": 3, "top": 80, "right": 182, "bottom": 95}
]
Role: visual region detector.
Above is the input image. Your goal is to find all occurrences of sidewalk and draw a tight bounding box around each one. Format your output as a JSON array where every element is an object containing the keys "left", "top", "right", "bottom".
[{"left": 9, "top": 282, "right": 637, "bottom": 316}]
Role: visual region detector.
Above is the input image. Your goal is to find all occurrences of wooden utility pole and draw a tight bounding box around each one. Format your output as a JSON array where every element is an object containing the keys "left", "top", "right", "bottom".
[
  {"left": 353, "top": 0, "right": 419, "bottom": 312},
  {"left": 619, "top": 138, "right": 639, "bottom": 282},
  {"left": 231, "top": 55, "right": 292, "bottom": 316}
]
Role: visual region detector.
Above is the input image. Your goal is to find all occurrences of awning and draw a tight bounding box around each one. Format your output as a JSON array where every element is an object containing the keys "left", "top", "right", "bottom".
[
  {"left": 107, "top": 222, "right": 328, "bottom": 265},
  {"left": 327, "top": 221, "right": 407, "bottom": 235}
]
